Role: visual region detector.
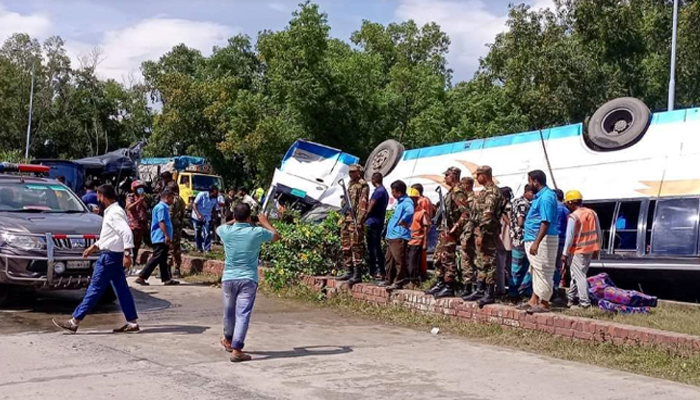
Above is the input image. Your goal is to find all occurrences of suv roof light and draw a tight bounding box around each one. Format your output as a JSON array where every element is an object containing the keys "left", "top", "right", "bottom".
[{"left": 0, "top": 163, "right": 51, "bottom": 174}]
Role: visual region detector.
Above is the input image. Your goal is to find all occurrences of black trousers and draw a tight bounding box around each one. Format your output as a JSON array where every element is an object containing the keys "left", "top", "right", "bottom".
[
  {"left": 407, "top": 245, "right": 423, "bottom": 283},
  {"left": 140, "top": 243, "right": 171, "bottom": 282},
  {"left": 366, "top": 225, "right": 385, "bottom": 276}
]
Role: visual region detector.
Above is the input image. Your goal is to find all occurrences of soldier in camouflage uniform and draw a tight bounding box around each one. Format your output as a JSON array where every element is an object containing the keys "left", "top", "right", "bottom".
[
  {"left": 167, "top": 181, "right": 187, "bottom": 278},
  {"left": 463, "top": 165, "right": 504, "bottom": 307},
  {"left": 425, "top": 167, "right": 470, "bottom": 299},
  {"left": 337, "top": 164, "right": 369, "bottom": 286},
  {"left": 459, "top": 177, "right": 478, "bottom": 299}
]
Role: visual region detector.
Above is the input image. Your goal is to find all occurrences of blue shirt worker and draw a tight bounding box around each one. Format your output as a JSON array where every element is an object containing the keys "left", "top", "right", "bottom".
[
  {"left": 523, "top": 170, "right": 559, "bottom": 314},
  {"left": 52, "top": 184, "right": 139, "bottom": 334},
  {"left": 192, "top": 186, "right": 220, "bottom": 252},
  {"left": 382, "top": 180, "right": 414, "bottom": 291},
  {"left": 363, "top": 172, "right": 389, "bottom": 279},
  {"left": 136, "top": 189, "right": 179, "bottom": 286},
  {"left": 217, "top": 203, "right": 280, "bottom": 362},
  {"left": 81, "top": 179, "right": 98, "bottom": 206}
]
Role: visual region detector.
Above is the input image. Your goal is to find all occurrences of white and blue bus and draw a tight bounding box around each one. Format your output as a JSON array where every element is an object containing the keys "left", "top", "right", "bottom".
[{"left": 270, "top": 98, "right": 700, "bottom": 298}]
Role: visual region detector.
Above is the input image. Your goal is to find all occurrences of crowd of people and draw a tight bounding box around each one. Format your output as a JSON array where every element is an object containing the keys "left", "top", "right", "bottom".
[
  {"left": 53, "top": 179, "right": 279, "bottom": 363},
  {"left": 50, "top": 163, "right": 602, "bottom": 363},
  {"left": 338, "top": 164, "right": 602, "bottom": 314}
]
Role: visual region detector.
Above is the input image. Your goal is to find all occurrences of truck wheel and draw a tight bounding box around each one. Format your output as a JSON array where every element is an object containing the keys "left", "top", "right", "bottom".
[
  {"left": 364, "top": 139, "right": 404, "bottom": 181},
  {"left": 99, "top": 285, "right": 118, "bottom": 304},
  {"left": 585, "top": 97, "right": 651, "bottom": 151}
]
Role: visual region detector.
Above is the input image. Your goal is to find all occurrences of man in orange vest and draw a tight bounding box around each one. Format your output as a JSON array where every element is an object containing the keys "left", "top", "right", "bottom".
[{"left": 561, "top": 190, "right": 602, "bottom": 309}]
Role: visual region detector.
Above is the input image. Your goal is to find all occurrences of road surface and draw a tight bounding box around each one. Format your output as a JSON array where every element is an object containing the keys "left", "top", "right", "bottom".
[{"left": 1, "top": 280, "right": 699, "bottom": 400}]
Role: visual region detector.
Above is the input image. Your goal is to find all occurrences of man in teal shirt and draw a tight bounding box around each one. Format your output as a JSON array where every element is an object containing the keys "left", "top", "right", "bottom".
[{"left": 216, "top": 203, "right": 280, "bottom": 362}]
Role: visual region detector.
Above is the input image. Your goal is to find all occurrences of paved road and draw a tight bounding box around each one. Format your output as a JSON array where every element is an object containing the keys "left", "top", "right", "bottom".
[{"left": 1, "top": 281, "right": 699, "bottom": 400}]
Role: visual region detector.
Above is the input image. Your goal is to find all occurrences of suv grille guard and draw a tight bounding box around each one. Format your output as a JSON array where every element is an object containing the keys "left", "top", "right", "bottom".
[{"left": 2, "top": 233, "right": 100, "bottom": 286}]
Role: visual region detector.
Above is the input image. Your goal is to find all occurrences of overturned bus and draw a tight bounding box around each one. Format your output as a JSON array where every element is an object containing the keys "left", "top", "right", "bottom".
[{"left": 271, "top": 98, "right": 700, "bottom": 299}]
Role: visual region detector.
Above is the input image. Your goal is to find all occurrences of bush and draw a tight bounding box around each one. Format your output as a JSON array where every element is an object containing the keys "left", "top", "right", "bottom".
[{"left": 261, "top": 211, "right": 342, "bottom": 290}]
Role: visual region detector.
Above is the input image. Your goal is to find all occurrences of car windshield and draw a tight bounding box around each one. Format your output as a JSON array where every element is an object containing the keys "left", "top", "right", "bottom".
[
  {"left": 193, "top": 175, "right": 222, "bottom": 191},
  {"left": 0, "top": 182, "right": 86, "bottom": 213}
]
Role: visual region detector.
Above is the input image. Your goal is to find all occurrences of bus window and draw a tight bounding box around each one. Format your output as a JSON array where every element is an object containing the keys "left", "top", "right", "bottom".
[
  {"left": 614, "top": 201, "right": 641, "bottom": 252},
  {"left": 645, "top": 200, "right": 656, "bottom": 254},
  {"left": 180, "top": 175, "right": 190, "bottom": 187},
  {"left": 586, "top": 202, "right": 616, "bottom": 254},
  {"left": 651, "top": 198, "right": 700, "bottom": 256}
]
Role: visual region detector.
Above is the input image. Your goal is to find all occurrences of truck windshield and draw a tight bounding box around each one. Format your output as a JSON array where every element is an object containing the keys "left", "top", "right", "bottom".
[
  {"left": 193, "top": 175, "right": 222, "bottom": 191},
  {"left": 0, "top": 182, "right": 86, "bottom": 213}
]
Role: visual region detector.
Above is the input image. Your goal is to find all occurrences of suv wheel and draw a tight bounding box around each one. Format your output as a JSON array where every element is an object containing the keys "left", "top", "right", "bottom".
[{"left": 0, "top": 285, "right": 11, "bottom": 308}]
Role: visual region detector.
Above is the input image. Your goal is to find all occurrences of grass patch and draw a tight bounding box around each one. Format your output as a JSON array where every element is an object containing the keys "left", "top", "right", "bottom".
[
  {"left": 560, "top": 301, "right": 700, "bottom": 337},
  {"left": 260, "top": 283, "right": 700, "bottom": 387}
]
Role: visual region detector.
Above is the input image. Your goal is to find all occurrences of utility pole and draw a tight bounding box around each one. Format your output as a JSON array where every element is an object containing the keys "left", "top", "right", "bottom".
[
  {"left": 24, "top": 62, "right": 36, "bottom": 160},
  {"left": 668, "top": 0, "right": 679, "bottom": 111}
]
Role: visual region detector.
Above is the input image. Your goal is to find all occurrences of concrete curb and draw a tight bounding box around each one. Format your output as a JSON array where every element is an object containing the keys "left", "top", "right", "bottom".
[{"left": 139, "top": 250, "right": 700, "bottom": 354}]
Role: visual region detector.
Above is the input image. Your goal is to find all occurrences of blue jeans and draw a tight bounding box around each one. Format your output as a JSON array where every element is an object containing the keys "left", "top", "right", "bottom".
[
  {"left": 366, "top": 225, "right": 385, "bottom": 276},
  {"left": 222, "top": 279, "right": 258, "bottom": 350},
  {"left": 73, "top": 251, "right": 138, "bottom": 321},
  {"left": 508, "top": 247, "right": 532, "bottom": 297},
  {"left": 194, "top": 218, "right": 213, "bottom": 252}
]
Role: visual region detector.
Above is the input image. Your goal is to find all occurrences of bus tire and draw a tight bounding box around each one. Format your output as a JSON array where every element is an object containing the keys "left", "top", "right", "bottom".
[
  {"left": 585, "top": 97, "right": 651, "bottom": 151},
  {"left": 364, "top": 139, "right": 404, "bottom": 180}
]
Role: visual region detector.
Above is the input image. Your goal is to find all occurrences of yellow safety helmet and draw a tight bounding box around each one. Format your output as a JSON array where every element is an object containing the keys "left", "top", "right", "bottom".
[
  {"left": 408, "top": 188, "right": 420, "bottom": 197},
  {"left": 565, "top": 190, "right": 583, "bottom": 203}
]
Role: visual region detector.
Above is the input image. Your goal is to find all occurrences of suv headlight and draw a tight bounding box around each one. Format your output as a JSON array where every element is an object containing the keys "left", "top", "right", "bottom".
[{"left": 1, "top": 234, "right": 45, "bottom": 251}]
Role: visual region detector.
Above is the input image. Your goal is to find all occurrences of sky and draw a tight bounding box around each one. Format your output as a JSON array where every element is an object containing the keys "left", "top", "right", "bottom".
[{"left": 0, "top": 0, "right": 555, "bottom": 84}]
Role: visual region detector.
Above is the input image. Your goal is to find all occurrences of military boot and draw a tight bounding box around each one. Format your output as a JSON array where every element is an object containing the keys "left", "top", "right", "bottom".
[
  {"left": 348, "top": 265, "right": 363, "bottom": 286},
  {"left": 434, "top": 281, "right": 456, "bottom": 299},
  {"left": 461, "top": 283, "right": 475, "bottom": 301},
  {"left": 462, "top": 281, "right": 485, "bottom": 302},
  {"left": 424, "top": 279, "right": 445, "bottom": 296},
  {"left": 336, "top": 267, "right": 353, "bottom": 281},
  {"left": 478, "top": 284, "right": 496, "bottom": 308}
]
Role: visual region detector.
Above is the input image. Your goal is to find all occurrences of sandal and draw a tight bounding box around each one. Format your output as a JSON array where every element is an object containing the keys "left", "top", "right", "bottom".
[
  {"left": 526, "top": 305, "right": 551, "bottom": 314},
  {"left": 221, "top": 337, "right": 234, "bottom": 352}
]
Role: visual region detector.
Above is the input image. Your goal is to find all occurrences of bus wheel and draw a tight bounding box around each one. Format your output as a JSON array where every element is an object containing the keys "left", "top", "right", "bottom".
[
  {"left": 364, "top": 139, "right": 404, "bottom": 180},
  {"left": 585, "top": 97, "right": 651, "bottom": 151}
]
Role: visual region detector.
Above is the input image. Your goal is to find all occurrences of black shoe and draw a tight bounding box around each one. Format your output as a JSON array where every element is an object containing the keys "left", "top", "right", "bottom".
[
  {"left": 336, "top": 269, "right": 352, "bottom": 281},
  {"left": 461, "top": 283, "right": 474, "bottom": 301},
  {"left": 348, "top": 266, "right": 363, "bottom": 286},
  {"left": 462, "top": 281, "right": 485, "bottom": 302},
  {"left": 424, "top": 280, "right": 445, "bottom": 296},
  {"left": 478, "top": 284, "right": 496, "bottom": 308},
  {"left": 434, "top": 282, "right": 456, "bottom": 299}
]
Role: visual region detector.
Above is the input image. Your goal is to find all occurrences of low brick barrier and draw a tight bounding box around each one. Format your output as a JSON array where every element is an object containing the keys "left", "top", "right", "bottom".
[{"left": 140, "top": 251, "right": 700, "bottom": 353}]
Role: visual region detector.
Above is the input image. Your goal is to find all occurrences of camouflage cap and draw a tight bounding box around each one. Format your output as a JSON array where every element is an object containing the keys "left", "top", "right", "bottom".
[
  {"left": 475, "top": 165, "right": 493, "bottom": 176},
  {"left": 443, "top": 166, "right": 461, "bottom": 176},
  {"left": 349, "top": 164, "right": 363, "bottom": 173}
]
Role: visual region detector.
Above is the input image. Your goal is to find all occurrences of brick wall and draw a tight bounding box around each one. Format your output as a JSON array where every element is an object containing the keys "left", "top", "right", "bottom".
[{"left": 142, "top": 251, "right": 700, "bottom": 353}]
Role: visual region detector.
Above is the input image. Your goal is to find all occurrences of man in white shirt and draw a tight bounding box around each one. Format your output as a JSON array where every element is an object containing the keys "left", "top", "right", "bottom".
[
  {"left": 53, "top": 184, "right": 139, "bottom": 333},
  {"left": 238, "top": 188, "right": 259, "bottom": 212}
]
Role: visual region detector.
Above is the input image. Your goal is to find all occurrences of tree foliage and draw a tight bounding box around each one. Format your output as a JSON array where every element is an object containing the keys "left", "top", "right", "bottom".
[{"left": 0, "top": 33, "right": 152, "bottom": 160}]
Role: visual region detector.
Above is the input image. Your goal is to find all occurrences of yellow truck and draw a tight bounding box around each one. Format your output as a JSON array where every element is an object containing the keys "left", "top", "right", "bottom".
[{"left": 138, "top": 156, "right": 223, "bottom": 202}]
